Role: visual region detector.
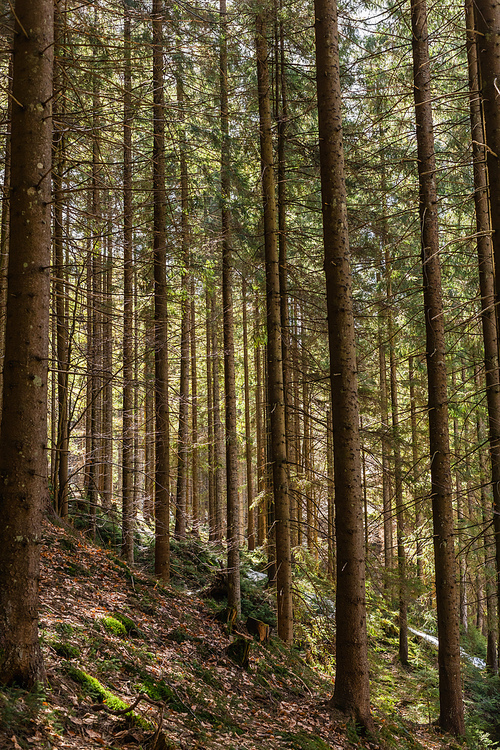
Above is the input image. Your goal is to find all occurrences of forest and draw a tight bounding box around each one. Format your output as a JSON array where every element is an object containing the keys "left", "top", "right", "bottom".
[{"left": 2, "top": 0, "right": 500, "bottom": 747}]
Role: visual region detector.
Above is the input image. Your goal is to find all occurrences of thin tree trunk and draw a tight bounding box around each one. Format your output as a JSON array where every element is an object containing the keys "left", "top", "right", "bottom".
[
  {"left": 409, "top": 355, "right": 424, "bottom": 580},
  {"left": 190, "top": 288, "right": 199, "bottom": 532},
  {"left": 212, "top": 292, "right": 224, "bottom": 541},
  {"left": 256, "top": 13, "right": 293, "bottom": 643},
  {"left": 153, "top": 0, "right": 170, "bottom": 581},
  {"left": 53, "top": 1, "right": 68, "bottom": 519},
  {"left": 242, "top": 277, "right": 255, "bottom": 550},
  {"left": 0, "top": 0, "right": 53, "bottom": 687},
  {"left": 122, "top": 4, "right": 134, "bottom": 561},
  {"left": 254, "top": 297, "right": 266, "bottom": 546},
  {"left": 327, "top": 407, "right": 335, "bottom": 579},
  {"left": 102, "top": 207, "right": 113, "bottom": 511},
  {"left": 410, "top": 0, "right": 464, "bottom": 733},
  {"left": 174, "top": 76, "right": 189, "bottom": 541},
  {"left": 220, "top": 0, "right": 241, "bottom": 613},
  {"left": 206, "top": 286, "right": 216, "bottom": 540},
  {"left": 313, "top": 0, "right": 372, "bottom": 727}
]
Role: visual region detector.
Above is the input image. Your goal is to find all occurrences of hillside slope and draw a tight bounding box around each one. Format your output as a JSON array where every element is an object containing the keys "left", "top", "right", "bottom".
[{"left": 0, "top": 518, "right": 476, "bottom": 750}]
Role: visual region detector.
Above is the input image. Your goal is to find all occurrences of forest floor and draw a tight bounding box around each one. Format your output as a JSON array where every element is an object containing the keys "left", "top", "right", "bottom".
[{"left": 0, "top": 516, "right": 492, "bottom": 750}]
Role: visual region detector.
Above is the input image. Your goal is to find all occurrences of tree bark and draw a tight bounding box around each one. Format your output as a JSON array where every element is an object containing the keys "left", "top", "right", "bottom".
[
  {"left": 190, "top": 288, "right": 199, "bottom": 532},
  {"left": 467, "top": 0, "right": 500, "bottom": 663},
  {"left": 53, "top": 0, "right": 69, "bottom": 519},
  {"left": 174, "top": 76, "right": 189, "bottom": 541},
  {"left": 242, "top": 277, "right": 255, "bottom": 550},
  {"left": 220, "top": 0, "right": 241, "bottom": 614},
  {"left": 410, "top": 0, "right": 464, "bottom": 734},
  {"left": 313, "top": 0, "right": 372, "bottom": 727},
  {"left": 256, "top": 13, "right": 293, "bottom": 644},
  {"left": 153, "top": 0, "right": 170, "bottom": 581},
  {"left": 0, "top": 0, "right": 53, "bottom": 687},
  {"left": 122, "top": 3, "right": 134, "bottom": 561}
]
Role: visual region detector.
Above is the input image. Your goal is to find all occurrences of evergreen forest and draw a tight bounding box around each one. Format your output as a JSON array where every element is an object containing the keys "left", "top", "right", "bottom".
[{"left": 3, "top": 0, "right": 500, "bottom": 747}]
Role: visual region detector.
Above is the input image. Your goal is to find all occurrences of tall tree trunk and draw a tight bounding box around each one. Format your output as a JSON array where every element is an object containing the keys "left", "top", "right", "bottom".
[
  {"left": 206, "top": 286, "right": 216, "bottom": 540},
  {"left": 467, "top": 0, "right": 500, "bottom": 663},
  {"left": 153, "top": 0, "right": 170, "bottom": 581},
  {"left": 476, "top": 365, "right": 498, "bottom": 672},
  {"left": 254, "top": 296, "right": 266, "bottom": 546},
  {"left": 190, "top": 289, "right": 199, "bottom": 532},
  {"left": 0, "top": 0, "right": 53, "bottom": 687},
  {"left": 220, "top": 0, "right": 241, "bottom": 614},
  {"left": 102, "top": 206, "right": 113, "bottom": 511},
  {"left": 174, "top": 77, "right": 189, "bottom": 541},
  {"left": 242, "top": 277, "right": 255, "bottom": 550},
  {"left": 378, "top": 294, "right": 392, "bottom": 579},
  {"left": 122, "top": 2, "right": 134, "bottom": 562},
  {"left": 313, "top": 0, "right": 372, "bottom": 728},
  {"left": 256, "top": 13, "right": 293, "bottom": 643},
  {"left": 327, "top": 407, "right": 335, "bottom": 579},
  {"left": 409, "top": 355, "right": 424, "bottom": 580},
  {"left": 212, "top": 291, "right": 224, "bottom": 541},
  {"left": 0, "top": 48, "right": 13, "bottom": 418},
  {"left": 53, "top": 0, "right": 68, "bottom": 519},
  {"left": 410, "top": 0, "right": 464, "bottom": 734}
]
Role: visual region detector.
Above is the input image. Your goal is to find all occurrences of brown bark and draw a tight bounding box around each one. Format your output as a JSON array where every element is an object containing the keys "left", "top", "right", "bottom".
[
  {"left": 409, "top": 355, "right": 424, "bottom": 580},
  {"left": 327, "top": 407, "right": 335, "bottom": 579},
  {"left": 254, "top": 298, "right": 266, "bottom": 546},
  {"left": 122, "top": 2, "right": 134, "bottom": 562},
  {"left": 190, "top": 289, "right": 199, "bottom": 532},
  {"left": 221, "top": 0, "right": 241, "bottom": 614},
  {"left": 313, "top": 0, "right": 372, "bottom": 727},
  {"left": 53, "top": 0, "right": 68, "bottom": 519},
  {"left": 0, "top": 0, "right": 53, "bottom": 687},
  {"left": 212, "top": 292, "right": 224, "bottom": 540},
  {"left": 0, "top": 48, "right": 12, "bottom": 417},
  {"left": 153, "top": 0, "right": 170, "bottom": 581},
  {"left": 467, "top": 0, "right": 500, "bottom": 662},
  {"left": 206, "top": 286, "right": 216, "bottom": 541},
  {"left": 242, "top": 277, "right": 255, "bottom": 550},
  {"left": 256, "top": 14, "right": 293, "bottom": 644},
  {"left": 410, "top": 0, "right": 464, "bottom": 734},
  {"left": 174, "top": 76, "right": 189, "bottom": 541}
]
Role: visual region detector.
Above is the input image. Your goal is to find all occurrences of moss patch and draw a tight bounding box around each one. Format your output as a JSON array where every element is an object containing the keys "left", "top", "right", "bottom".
[
  {"left": 100, "top": 616, "right": 127, "bottom": 637},
  {"left": 63, "top": 664, "right": 151, "bottom": 729}
]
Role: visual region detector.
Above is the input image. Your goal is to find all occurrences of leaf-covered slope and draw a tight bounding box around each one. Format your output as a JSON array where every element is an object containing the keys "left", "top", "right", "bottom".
[{"left": 0, "top": 519, "right": 467, "bottom": 750}]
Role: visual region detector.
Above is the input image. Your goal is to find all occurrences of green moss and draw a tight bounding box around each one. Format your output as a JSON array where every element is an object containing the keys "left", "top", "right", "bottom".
[
  {"left": 111, "top": 612, "right": 145, "bottom": 638},
  {"left": 100, "top": 616, "right": 127, "bottom": 637},
  {"left": 63, "top": 664, "right": 151, "bottom": 729},
  {"left": 51, "top": 640, "right": 80, "bottom": 659}
]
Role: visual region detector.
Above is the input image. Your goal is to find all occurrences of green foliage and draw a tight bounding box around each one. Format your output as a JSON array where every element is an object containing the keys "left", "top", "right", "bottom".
[
  {"left": 0, "top": 685, "right": 45, "bottom": 733},
  {"left": 135, "top": 674, "right": 184, "bottom": 711},
  {"left": 190, "top": 660, "right": 223, "bottom": 690},
  {"left": 278, "top": 730, "right": 332, "bottom": 750},
  {"left": 464, "top": 672, "right": 500, "bottom": 747},
  {"left": 51, "top": 641, "right": 80, "bottom": 659},
  {"left": 54, "top": 622, "right": 74, "bottom": 637},
  {"left": 100, "top": 616, "right": 127, "bottom": 637}
]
